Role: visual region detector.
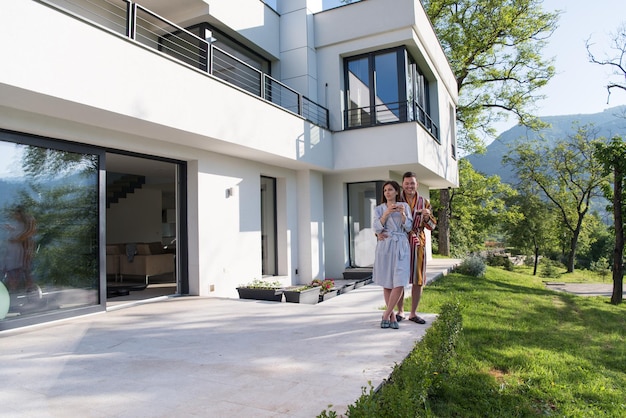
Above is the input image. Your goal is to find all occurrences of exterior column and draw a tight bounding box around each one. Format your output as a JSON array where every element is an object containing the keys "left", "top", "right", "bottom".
[
  {"left": 296, "top": 169, "right": 325, "bottom": 283},
  {"left": 276, "top": 0, "right": 322, "bottom": 100}
]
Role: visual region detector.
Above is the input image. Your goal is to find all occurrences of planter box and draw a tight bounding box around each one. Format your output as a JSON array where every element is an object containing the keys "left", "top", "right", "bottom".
[
  {"left": 283, "top": 286, "right": 320, "bottom": 304},
  {"left": 236, "top": 287, "right": 283, "bottom": 302},
  {"left": 318, "top": 288, "right": 338, "bottom": 303},
  {"left": 339, "top": 283, "right": 356, "bottom": 294}
]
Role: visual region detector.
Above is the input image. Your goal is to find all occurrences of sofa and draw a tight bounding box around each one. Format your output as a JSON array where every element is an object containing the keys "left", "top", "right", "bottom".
[{"left": 106, "top": 242, "right": 175, "bottom": 284}]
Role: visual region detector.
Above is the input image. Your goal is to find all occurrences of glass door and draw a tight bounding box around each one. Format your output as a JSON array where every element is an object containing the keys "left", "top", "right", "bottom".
[{"left": 347, "top": 181, "right": 383, "bottom": 267}]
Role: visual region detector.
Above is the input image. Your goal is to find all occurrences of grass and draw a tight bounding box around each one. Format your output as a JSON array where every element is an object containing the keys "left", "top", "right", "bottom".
[
  {"left": 413, "top": 266, "right": 626, "bottom": 417},
  {"left": 318, "top": 264, "right": 625, "bottom": 417},
  {"left": 514, "top": 264, "right": 613, "bottom": 283}
]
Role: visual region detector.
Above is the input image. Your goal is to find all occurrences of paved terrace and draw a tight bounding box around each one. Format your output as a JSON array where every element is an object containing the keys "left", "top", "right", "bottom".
[{"left": 1, "top": 259, "right": 460, "bottom": 418}]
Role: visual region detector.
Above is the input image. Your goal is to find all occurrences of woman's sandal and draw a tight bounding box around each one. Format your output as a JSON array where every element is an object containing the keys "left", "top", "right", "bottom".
[
  {"left": 390, "top": 321, "right": 399, "bottom": 329},
  {"left": 380, "top": 320, "right": 390, "bottom": 328},
  {"left": 408, "top": 316, "right": 426, "bottom": 324}
]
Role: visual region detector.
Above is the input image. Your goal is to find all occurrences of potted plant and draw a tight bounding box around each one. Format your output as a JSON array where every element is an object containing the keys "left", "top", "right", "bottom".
[
  {"left": 282, "top": 285, "right": 320, "bottom": 304},
  {"left": 236, "top": 279, "right": 283, "bottom": 302},
  {"left": 312, "top": 279, "right": 338, "bottom": 302}
]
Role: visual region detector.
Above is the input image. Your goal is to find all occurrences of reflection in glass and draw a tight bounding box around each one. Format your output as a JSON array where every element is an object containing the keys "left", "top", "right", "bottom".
[
  {"left": 374, "top": 52, "right": 400, "bottom": 123},
  {"left": 0, "top": 140, "right": 99, "bottom": 322},
  {"left": 348, "top": 181, "right": 382, "bottom": 267},
  {"left": 261, "top": 176, "right": 277, "bottom": 276},
  {"left": 347, "top": 57, "right": 371, "bottom": 127}
]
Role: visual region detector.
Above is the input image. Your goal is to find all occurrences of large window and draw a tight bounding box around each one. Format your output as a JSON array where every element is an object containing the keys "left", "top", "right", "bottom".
[
  {"left": 345, "top": 47, "right": 439, "bottom": 140},
  {"left": 0, "top": 131, "right": 101, "bottom": 329}
]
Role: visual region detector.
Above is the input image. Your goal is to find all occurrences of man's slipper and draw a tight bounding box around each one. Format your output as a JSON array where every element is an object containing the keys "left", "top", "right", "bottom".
[
  {"left": 395, "top": 314, "right": 405, "bottom": 322},
  {"left": 408, "top": 316, "right": 426, "bottom": 324}
]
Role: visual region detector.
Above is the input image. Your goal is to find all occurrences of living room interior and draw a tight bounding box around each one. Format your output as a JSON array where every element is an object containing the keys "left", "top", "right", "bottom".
[{"left": 105, "top": 153, "right": 179, "bottom": 306}]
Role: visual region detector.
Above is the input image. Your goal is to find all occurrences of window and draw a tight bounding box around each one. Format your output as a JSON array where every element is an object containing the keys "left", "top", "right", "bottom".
[
  {"left": 344, "top": 47, "right": 439, "bottom": 140},
  {"left": 260, "top": 176, "right": 277, "bottom": 276}
]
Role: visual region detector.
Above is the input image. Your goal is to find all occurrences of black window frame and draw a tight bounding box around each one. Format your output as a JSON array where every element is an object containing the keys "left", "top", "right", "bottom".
[{"left": 344, "top": 46, "right": 439, "bottom": 141}]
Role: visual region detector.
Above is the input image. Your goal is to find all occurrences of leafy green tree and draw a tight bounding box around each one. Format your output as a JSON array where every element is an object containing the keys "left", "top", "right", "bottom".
[
  {"left": 17, "top": 146, "right": 98, "bottom": 288},
  {"left": 588, "top": 22, "right": 625, "bottom": 304},
  {"left": 503, "top": 188, "right": 559, "bottom": 275},
  {"left": 421, "top": 0, "right": 558, "bottom": 255},
  {"left": 575, "top": 212, "right": 613, "bottom": 270},
  {"left": 432, "top": 159, "right": 519, "bottom": 256},
  {"left": 503, "top": 124, "right": 608, "bottom": 272},
  {"left": 423, "top": 0, "right": 557, "bottom": 149},
  {"left": 594, "top": 135, "right": 625, "bottom": 304}
]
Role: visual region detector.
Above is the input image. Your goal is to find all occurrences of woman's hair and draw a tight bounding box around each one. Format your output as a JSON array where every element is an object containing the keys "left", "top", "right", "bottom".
[{"left": 381, "top": 180, "right": 401, "bottom": 204}]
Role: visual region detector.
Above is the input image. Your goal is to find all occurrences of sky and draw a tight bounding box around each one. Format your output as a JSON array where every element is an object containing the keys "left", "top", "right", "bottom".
[
  {"left": 323, "top": 0, "right": 626, "bottom": 136},
  {"left": 502, "top": 0, "right": 626, "bottom": 134}
]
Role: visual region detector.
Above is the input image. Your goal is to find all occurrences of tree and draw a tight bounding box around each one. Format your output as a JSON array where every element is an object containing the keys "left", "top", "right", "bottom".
[
  {"left": 586, "top": 23, "right": 626, "bottom": 104},
  {"left": 503, "top": 124, "right": 608, "bottom": 272},
  {"left": 432, "top": 159, "right": 520, "bottom": 256},
  {"left": 594, "top": 135, "right": 625, "bottom": 305},
  {"left": 504, "top": 188, "right": 559, "bottom": 275},
  {"left": 588, "top": 22, "right": 626, "bottom": 304},
  {"left": 16, "top": 146, "right": 99, "bottom": 288},
  {"left": 422, "top": 0, "right": 558, "bottom": 255}
]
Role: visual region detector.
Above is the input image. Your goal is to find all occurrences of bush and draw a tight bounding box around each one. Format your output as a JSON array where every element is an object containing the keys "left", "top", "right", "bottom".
[
  {"left": 455, "top": 255, "right": 486, "bottom": 277},
  {"left": 486, "top": 254, "right": 514, "bottom": 271},
  {"left": 539, "top": 259, "right": 561, "bottom": 279},
  {"left": 318, "top": 302, "right": 464, "bottom": 417},
  {"left": 590, "top": 257, "right": 610, "bottom": 281},
  {"left": 523, "top": 254, "right": 536, "bottom": 267}
]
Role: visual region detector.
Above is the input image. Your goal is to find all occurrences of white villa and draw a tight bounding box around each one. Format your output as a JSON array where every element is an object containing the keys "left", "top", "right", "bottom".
[{"left": 0, "top": 0, "right": 458, "bottom": 330}]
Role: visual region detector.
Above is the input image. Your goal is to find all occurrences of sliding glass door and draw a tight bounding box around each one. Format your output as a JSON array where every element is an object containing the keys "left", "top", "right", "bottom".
[{"left": 0, "top": 130, "right": 101, "bottom": 329}]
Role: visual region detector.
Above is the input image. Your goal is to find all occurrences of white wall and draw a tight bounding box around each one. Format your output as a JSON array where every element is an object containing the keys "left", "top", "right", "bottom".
[
  {"left": 0, "top": 1, "right": 333, "bottom": 171},
  {"left": 107, "top": 188, "right": 162, "bottom": 244}
]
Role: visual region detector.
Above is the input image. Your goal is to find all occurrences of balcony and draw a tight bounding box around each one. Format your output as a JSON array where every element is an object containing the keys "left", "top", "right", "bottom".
[
  {"left": 42, "top": 0, "right": 329, "bottom": 129},
  {"left": 345, "top": 100, "right": 439, "bottom": 142}
]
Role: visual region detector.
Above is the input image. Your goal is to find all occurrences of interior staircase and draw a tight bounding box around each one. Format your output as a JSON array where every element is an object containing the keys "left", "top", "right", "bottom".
[{"left": 106, "top": 174, "right": 146, "bottom": 208}]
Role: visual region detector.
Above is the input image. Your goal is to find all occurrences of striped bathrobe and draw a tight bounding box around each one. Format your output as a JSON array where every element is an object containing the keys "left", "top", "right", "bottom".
[{"left": 401, "top": 192, "right": 436, "bottom": 286}]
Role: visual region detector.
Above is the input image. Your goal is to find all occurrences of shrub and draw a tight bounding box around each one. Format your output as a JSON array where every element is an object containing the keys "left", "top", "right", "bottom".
[
  {"left": 523, "top": 254, "right": 536, "bottom": 267},
  {"left": 319, "top": 302, "right": 464, "bottom": 417},
  {"left": 455, "top": 255, "right": 486, "bottom": 277},
  {"left": 539, "top": 259, "right": 561, "bottom": 279},
  {"left": 590, "top": 257, "right": 610, "bottom": 281},
  {"left": 486, "top": 254, "right": 514, "bottom": 271}
]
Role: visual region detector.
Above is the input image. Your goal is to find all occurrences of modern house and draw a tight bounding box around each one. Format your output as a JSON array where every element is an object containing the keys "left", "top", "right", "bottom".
[{"left": 0, "top": 0, "right": 458, "bottom": 330}]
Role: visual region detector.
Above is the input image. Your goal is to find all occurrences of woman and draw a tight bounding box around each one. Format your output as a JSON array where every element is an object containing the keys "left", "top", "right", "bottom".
[{"left": 372, "top": 181, "right": 412, "bottom": 329}]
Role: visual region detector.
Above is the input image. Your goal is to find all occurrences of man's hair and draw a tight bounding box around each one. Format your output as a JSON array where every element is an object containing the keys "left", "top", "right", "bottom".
[{"left": 402, "top": 171, "right": 417, "bottom": 180}]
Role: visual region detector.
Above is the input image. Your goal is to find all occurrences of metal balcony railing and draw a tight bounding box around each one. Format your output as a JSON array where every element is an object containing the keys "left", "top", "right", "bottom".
[
  {"left": 345, "top": 100, "right": 440, "bottom": 141},
  {"left": 41, "top": 0, "right": 329, "bottom": 129}
]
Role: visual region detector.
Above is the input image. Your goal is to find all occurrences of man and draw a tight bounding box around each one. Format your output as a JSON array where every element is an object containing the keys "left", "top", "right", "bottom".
[{"left": 396, "top": 172, "right": 436, "bottom": 324}]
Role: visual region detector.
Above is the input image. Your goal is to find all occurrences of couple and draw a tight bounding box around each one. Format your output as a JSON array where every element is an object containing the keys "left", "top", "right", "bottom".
[{"left": 373, "top": 172, "right": 436, "bottom": 329}]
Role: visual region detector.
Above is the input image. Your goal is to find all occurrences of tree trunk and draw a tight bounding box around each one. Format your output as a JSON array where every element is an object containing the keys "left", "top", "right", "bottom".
[
  {"left": 438, "top": 188, "right": 451, "bottom": 256},
  {"left": 566, "top": 227, "right": 582, "bottom": 273},
  {"left": 533, "top": 243, "right": 539, "bottom": 276},
  {"left": 611, "top": 165, "right": 624, "bottom": 305}
]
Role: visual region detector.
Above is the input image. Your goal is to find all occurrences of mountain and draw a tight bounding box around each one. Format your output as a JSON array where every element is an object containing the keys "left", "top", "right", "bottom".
[{"left": 465, "top": 105, "right": 626, "bottom": 184}]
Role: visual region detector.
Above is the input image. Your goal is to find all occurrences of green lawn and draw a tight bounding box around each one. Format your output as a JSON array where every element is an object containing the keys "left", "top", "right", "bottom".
[{"left": 416, "top": 266, "right": 626, "bottom": 417}]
